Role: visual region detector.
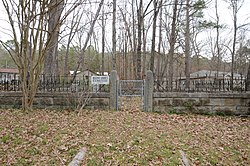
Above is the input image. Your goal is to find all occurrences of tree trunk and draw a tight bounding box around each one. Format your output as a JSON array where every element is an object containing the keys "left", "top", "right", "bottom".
[
  {"left": 168, "top": 0, "right": 178, "bottom": 87},
  {"left": 215, "top": 0, "right": 221, "bottom": 76},
  {"left": 112, "top": 0, "right": 117, "bottom": 70},
  {"left": 137, "top": 0, "right": 143, "bottom": 79},
  {"left": 132, "top": 0, "right": 137, "bottom": 79},
  {"left": 150, "top": 0, "right": 159, "bottom": 74},
  {"left": 230, "top": 3, "right": 237, "bottom": 90},
  {"left": 185, "top": 0, "right": 191, "bottom": 90},
  {"left": 227, "top": 0, "right": 243, "bottom": 90},
  {"left": 102, "top": 6, "right": 105, "bottom": 75},
  {"left": 142, "top": 20, "right": 147, "bottom": 78},
  {"left": 44, "top": 0, "right": 64, "bottom": 76},
  {"left": 157, "top": 0, "right": 163, "bottom": 82}
]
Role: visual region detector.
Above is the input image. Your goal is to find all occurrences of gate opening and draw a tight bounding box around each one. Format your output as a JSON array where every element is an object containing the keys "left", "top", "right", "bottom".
[{"left": 118, "top": 80, "right": 145, "bottom": 111}]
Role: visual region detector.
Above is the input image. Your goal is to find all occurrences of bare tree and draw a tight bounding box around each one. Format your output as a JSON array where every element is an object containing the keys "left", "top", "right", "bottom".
[
  {"left": 150, "top": 0, "right": 161, "bottom": 73},
  {"left": 224, "top": 0, "right": 244, "bottom": 89},
  {"left": 0, "top": 0, "right": 80, "bottom": 110},
  {"left": 44, "top": 0, "right": 64, "bottom": 76},
  {"left": 215, "top": 0, "right": 221, "bottom": 74},
  {"left": 72, "top": 0, "right": 104, "bottom": 80},
  {"left": 63, "top": 8, "right": 84, "bottom": 76},
  {"left": 184, "top": 0, "right": 191, "bottom": 89},
  {"left": 136, "top": 0, "right": 143, "bottom": 79},
  {"left": 112, "top": 0, "right": 117, "bottom": 70},
  {"left": 1, "top": 1, "right": 49, "bottom": 110},
  {"left": 119, "top": 5, "right": 134, "bottom": 79},
  {"left": 101, "top": 5, "right": 106, "bottom": 75},
  {"left": 0, "top": 0, "right": 51, "bottom": 110},
  {"left": 137, "top": 0, "right": 154, "bottom": 79},
  {"left": 156, "top": 0, "right": 163, "bottom": 81},
  {"left": 131, "top": 0, "right": 137, "bottom": 79},
  {"left": 168, "top": 0, "right": 179, "bottom": 86}
]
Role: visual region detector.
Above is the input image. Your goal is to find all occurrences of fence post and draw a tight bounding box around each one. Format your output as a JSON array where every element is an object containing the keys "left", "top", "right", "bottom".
[
  {"left": 145, "top": 70, "right": 153, "bottom": 112},
  {"left": 110, "top": 70, "right": 118, "bottom": 110}
]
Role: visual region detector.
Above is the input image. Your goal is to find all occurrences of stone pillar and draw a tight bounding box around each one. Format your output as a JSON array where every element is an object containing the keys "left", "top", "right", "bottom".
[
  {"left": 110, "top": 70, "right": 118, "bottom": 110},
  {"left": 144, "top": 70, "right": 153, "bottom": 112}
]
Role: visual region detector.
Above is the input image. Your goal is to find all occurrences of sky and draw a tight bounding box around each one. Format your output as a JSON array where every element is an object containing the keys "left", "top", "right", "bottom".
[
  {"left": 205, "top": 0, "right": 250, "bottom": 32},
  {"left": 200, "top": 0, "right": 250, "bottom": 60}
]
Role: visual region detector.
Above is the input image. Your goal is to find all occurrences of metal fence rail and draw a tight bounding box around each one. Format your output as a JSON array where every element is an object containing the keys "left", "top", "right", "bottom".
[
  {"left": 118, "top": 80, "right": 145, "bottom": 111},
  {"left": 119, "top": 80, "right": 144, "bottom": 96},
  {"left": 0, "top": 75, "right": 109, "bottom": 93},
  {"left": 1, "top": 74, "right": 247, "bottom": 93},
  {"left": 0, "top": 80, "right": 21, "bottom": 91},
  {"left": 154, "top": 76, "right": 246, "bottom": 92}
]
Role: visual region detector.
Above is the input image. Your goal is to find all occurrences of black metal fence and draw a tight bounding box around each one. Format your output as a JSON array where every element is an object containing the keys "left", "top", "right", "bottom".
[
  {"left": 1, "top": 74, "right": 247, "bottom": 93},
  {"left": 0, "top": 75, "right": 109, "bottom": 93},
  {"left": 154, "top": 76, "right": 246, "bottom": 92}
]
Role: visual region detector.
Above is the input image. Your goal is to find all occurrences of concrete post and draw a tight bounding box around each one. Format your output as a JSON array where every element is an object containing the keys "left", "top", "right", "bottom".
[
  {"left": 145, "top": 70, "right": 153, "bottom": 112},
  {"left": 110, "top": 70, "right": 118, "bottom": 110}
]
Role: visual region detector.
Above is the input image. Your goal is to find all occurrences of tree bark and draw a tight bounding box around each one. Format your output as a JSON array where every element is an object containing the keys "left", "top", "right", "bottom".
[
  {"left": 137, "top": 0, "right": 143, "bottom": 79},
  {"left": 157, "top": 0, "right": 163, "bottom": 81},
  {"left": 185, "top": 0, "right": 191, "bottom": 90},
  {"left": 112, "top": 0, "right": 117, "bottom": 70},
  {"left": 44, "top": 0, "right": 64, "bottom": 76},
  {"left": 215, "top": 0, "right": 221, "bottom": 76},
  {"left": 102, "top": 6, "right": 105, "bottom": 75},
  {"left": 168, "top": 0, "right": 178, "bottom": 87},
  {"left": 150, "top": 0, "right": 159, "bottom": 73}
]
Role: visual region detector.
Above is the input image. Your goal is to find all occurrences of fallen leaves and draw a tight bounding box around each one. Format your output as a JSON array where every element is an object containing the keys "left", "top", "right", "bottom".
[{"left": 0, "top": 108, "right": 249, "bottom": 165}]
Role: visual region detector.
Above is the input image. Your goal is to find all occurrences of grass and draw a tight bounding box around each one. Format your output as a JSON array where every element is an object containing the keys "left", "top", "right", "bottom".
[{"left": 0, "top": 108, "right": 249, "bottom": 165}]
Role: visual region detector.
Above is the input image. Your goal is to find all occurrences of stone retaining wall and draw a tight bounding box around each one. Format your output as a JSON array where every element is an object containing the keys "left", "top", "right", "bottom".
[
  {"left": 154, "top": 92, "right": 250, "bottom": 115},
  {"left": 1, "top": 91, "right": 250, "bottom": 115},
  {"left": 0, "top": 92, "right": 109, "bottom": 110}
]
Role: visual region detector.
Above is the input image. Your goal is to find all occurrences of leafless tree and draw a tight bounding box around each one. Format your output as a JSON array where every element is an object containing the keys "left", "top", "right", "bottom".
[
  {"left": 72, "top": 0, "right": 104, "bottom": 81},
  {"left": 112, "top": 0, "right": 117, "bottom": 70},
  {"left": 63, "top": 8, "right": 84, "bottom": 76},
  {"left": 0, "top": 0, "right": 79, "bottom": 110},
  {"left": 150, "top": 0, "right": 162, "bottom": 73},
  {"left": 156, "top": 0, "right": 163, "bottom": 81},
  {"left": 214, "top": 0, "right": 221, "bottom": 74},
  {"left": 101, "top": 5, "right": 106, "bottom": 75},
  {"left": 184, "top": 0, "right": 191, "bottom": 89},
  {"left": 168, "top": 0, "right": 179, "bottom": 86},
  {"left": 224, "top": 0, "right": 244, "bottom": 89},
  {"left": 136, "top": 0, "right": 143, "bottom": 79}
]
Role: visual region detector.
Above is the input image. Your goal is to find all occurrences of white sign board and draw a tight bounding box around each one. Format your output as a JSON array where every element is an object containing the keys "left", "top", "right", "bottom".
[{"left": 91, "top": 76, "right": 109, "bottom": 85}]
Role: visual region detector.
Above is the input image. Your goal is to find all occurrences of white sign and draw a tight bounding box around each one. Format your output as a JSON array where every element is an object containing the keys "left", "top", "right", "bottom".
[{"left": 91, "top": 76, "right": 109, "bottom": 85}]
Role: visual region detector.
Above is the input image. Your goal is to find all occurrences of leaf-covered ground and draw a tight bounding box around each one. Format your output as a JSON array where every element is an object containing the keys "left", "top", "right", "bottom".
[{"left": 0, "top": 108, "right": 249, "bottom": 165}]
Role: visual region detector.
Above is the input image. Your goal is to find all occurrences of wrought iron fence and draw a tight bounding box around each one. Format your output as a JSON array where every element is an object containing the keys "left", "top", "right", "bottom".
[
  {"left": 1, "top": 73, "right": 247, "bottom": 93},
  {"left": 0, "top": 75, "right": 109, "bottom": 93},
  {"left": 0, "top": 80, "right": 21, "bottom": 91},
  {"left": 154, "top": 76, "right": 246, "bottom": 92}
]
